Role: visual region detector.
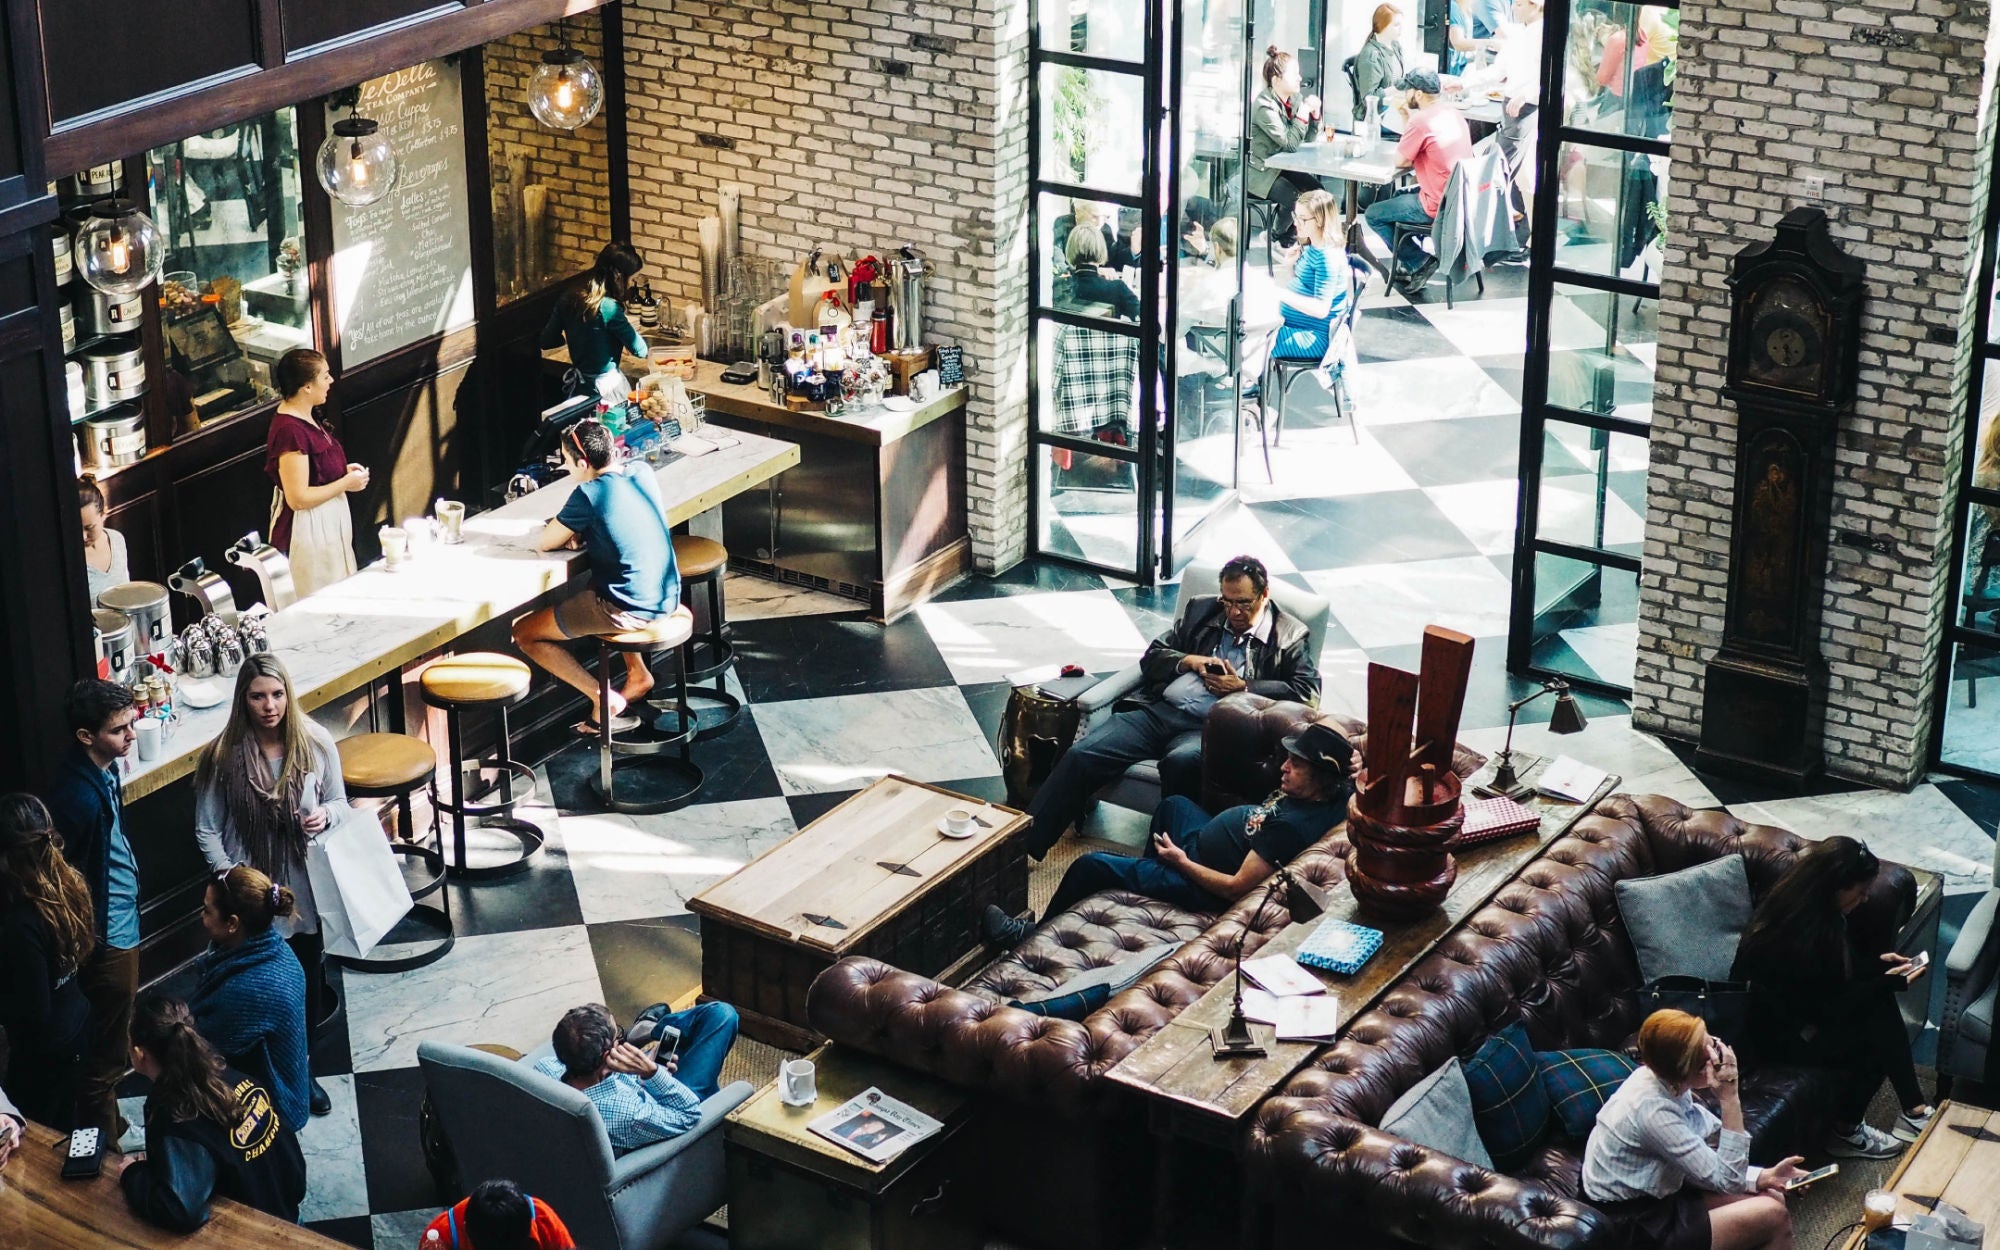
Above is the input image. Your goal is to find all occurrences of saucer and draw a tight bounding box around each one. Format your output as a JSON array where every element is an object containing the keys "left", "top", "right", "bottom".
[
  {"left": 937, "top": 817, "right": 979, "bottom": 840},
  {"left": 882, "top": 395, "right": 919, "bottom": 412},
  {"left": 180, "top": 680, "right": 224, "bottom": 709}
]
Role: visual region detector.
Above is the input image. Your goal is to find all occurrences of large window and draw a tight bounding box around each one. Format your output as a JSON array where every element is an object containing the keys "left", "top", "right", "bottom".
[
  {"left": 1936, "top": 236, "right": 2000, "bottom": 777},
  {"left": 1509, "top": 0, "right": 1675, "bottom": 695},
  {"left": 145, "top": 109, "right": 314, "bottom": 429}
]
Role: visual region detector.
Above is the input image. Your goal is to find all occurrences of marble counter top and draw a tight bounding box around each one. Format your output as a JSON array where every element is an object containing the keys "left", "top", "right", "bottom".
[{"left": 124, "top": 430, "right": 799, "bottom": 803}]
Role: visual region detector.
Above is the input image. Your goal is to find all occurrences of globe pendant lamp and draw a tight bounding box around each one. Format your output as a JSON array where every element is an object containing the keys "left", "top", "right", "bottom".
[
  {"left": 317, "top": 117, "right": 398, "bottom": 207},
  {"left": 74, "top": 199, "right": 163, "bottom": 296},
  {"left": 528, "top": 44, "right": 605, "bottom": 130}
]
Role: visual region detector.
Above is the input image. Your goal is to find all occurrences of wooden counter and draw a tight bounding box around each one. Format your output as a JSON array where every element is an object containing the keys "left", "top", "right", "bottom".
[
  {"left": 541, "top": 349, "right": 971, "bottom": 619},
  {"left": 122, "top": 430, "right": 798, "bottom": 802},
  {"left": 2, "top": 1121, "right": 346, "bottom": 1249}
]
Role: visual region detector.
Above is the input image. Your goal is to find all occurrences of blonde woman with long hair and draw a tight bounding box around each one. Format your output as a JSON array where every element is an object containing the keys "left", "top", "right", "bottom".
[
  {"left": 0, "top": 793, "right": 95, "bottom": 1127},
  {"left": 194, "top": 653, "right": 349, "bottom": 1117}
]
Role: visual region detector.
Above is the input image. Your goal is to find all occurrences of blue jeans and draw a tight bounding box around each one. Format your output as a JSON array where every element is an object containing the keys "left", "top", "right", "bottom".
[
  {"left": 1024, "top": 702, "right": 1206, "bottom": 857},
  {"left": 654, "top": 1002, "right": 737, "bottom": 1101},
  {"left": 1364, "top": 190, "right": 1436, "bottom": 269},
  {"left": 1043, "top": 795, "right": 1225, "bottom": 916}
]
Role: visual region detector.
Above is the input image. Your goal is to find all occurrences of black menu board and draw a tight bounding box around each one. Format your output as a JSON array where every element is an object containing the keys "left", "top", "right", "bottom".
[{"left": 327, "top": 58, "right": 474, "bottom": 366}]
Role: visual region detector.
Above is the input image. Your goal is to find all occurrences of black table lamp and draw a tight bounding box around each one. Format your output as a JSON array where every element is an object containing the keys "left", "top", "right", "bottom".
[
  {"left": 1213, "top": 868, "right": 1330, "bottom": 1060},
  {"left": 1486, "top": 678, "right": 1589, "bottom": 799}
]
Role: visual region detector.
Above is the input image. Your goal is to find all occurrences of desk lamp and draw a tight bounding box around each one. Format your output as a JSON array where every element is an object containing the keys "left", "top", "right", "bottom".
[
  {"left": 1213, "top": 868, "right": 1330, "bottom": 1060},
  {"left": 1487, "top": 678, "right": 1589, "bottom": 799}
]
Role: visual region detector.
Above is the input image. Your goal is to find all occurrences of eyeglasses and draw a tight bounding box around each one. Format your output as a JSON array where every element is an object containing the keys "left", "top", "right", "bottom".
[{"left": 1220, "top": 594, "right": 1263, "bottom": 610}]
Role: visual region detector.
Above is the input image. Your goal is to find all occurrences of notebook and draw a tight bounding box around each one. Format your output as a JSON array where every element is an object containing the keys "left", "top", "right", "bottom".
[
  {"left": 1453, "top": 795, "right": 1543, "bottom": 847},
  {"left": 1537, "top": 757, "right": 1609, "bottom": 803},
  {"left": 1241, "top": 954, "right": 1324, "bottom": 997},
  {"left": 1295, "top": 919, "right": 1384, "bottom": 976},
  {"left": 1274, "top": 995, "right": 1344, "bottom": 1042}
]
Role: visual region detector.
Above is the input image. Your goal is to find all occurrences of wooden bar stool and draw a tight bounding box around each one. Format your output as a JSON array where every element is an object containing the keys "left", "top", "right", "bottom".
[
  {"left": 595, "top": 605, "right": 705, "bottom": 814},
  {"left": 420, "top": 653, "right": 544, "bottom": 880},
  {"left": 672, "top": 534, "right": 741, "bottom": 739},
  {"left": 333, "top": 733, "right": 455, "bottom": 971}
]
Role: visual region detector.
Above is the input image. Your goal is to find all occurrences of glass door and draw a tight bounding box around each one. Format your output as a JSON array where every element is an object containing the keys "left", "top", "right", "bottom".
[
  {"left": 1508, "top": 0, "right": 1676, "bottom": 695},
  {"left": 1029, "top": 0, "right": 1165, "bottom": 579}
]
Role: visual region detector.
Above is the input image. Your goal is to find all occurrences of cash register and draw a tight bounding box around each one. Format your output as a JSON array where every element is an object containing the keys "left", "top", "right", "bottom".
[{"left": 164, "top": 304, "right": 259, "bottom": 419}]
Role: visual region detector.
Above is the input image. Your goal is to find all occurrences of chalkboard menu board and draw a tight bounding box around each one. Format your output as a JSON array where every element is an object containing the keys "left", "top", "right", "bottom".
[{"left": 328, "top": 59, "right": 475, "bottom": 367}]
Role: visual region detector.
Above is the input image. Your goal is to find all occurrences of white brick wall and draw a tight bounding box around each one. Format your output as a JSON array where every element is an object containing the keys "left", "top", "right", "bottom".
[
  {"left": 620, "top": 0, "right": 1032, "bottom": 572},
  {"left": 1635, "top": 0, "right": 1999, "bottom": 785},
  {"left": 484, "top": 20, "right": 615, "bottom": 301}
]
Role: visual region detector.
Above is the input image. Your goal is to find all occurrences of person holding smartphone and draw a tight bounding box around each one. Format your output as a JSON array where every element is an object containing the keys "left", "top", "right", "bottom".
[
  {"left": 1732, "top": 836, "right": 1934, "bottom": 1156},
  {"left": 1583, "top": 1010, "right": 1803, "bottom": 1250},
  {"left": 194, "top": 654, "right": 350, "bottom": 1118},
  {"left": 535, "top": 1001, "right": 739, "bottom": 1154}
]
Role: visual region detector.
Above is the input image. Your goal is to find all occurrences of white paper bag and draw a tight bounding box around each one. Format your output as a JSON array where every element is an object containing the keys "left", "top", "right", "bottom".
[{"left": 306, "top": 812, "right": 414, "bottom": 959}]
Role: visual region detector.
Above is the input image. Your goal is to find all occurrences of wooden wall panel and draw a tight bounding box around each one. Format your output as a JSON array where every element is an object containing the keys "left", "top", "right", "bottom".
[
  {"left": 40, "top": 0, "right": 258, "bottom": 126},
  {"left": 281, "top": 0, "right": 465, "bottom": 54}
]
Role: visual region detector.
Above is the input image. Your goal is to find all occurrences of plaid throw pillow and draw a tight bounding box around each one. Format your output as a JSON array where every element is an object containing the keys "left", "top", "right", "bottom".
[
  {"left": 1537, "top": 1048, "right": 1638, "bottom": 1141},
  {"left": 1461, "top": 1022, "right": 1553, "bottom": 1170}
]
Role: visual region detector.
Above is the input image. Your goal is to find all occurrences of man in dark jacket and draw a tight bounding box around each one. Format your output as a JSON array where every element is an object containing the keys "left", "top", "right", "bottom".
[
  {"left": 43, "top": 678, "right": 141, "bottom": 1142},
  {"left": 1022, "top": 555, "right": 1320, "bottom": 859}
]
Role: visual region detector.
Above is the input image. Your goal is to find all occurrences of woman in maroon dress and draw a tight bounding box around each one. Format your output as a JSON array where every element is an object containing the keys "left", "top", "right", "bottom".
[{"left": 265, "top": 349, "right": 368, "bottom": 597}]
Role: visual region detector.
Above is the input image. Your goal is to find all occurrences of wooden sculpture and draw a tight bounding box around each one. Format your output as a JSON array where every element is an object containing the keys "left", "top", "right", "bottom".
[{"left": 1345, "top": 625, "right": 1476, "bottom": 919}]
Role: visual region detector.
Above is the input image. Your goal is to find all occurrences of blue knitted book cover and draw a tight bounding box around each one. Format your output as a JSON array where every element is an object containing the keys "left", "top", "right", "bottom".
[{"left": 1296, "top": 919, "right": 1384, "bottom": 976}]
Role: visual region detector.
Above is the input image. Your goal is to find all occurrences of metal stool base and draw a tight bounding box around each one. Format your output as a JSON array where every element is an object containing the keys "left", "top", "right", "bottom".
[
  {"left": 592, "top": 758, "right": 706, "bottom": 815},
  {"left": 441, "top": 818, "right": 546, "bottom": 881},
  {"left": 652, "top": 687, "right": 741, "bottom": 740}
]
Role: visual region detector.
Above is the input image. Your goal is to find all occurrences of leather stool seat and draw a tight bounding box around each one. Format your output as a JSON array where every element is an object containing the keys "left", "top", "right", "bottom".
[
  {"left": 673, "top": 534, "right": 728, "bottom": 579},
  {"left": 422, "top": 653, "right": 531, "bottom": 706},
  {"left": 338, "top": 733, "right": 436, "bottom": 792},
  {"left": 602, "top": 605, "right": 694, "bottom": 651}
]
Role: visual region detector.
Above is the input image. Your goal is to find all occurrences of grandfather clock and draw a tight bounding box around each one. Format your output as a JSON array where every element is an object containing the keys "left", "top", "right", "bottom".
[{"left": 1696, "top": 208, "right": 1864, "bottom": 788}]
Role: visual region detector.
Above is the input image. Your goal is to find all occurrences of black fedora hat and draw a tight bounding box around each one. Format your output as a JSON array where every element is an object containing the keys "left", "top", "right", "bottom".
[{"left": 1279, "top": 721, "right": 1355, "bottom": 776}]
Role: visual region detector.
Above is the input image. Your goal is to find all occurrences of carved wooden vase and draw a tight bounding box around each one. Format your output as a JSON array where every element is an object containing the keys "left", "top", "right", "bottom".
[{"left": 1344, "top": 765, "right": 1462, "bottom": 920}]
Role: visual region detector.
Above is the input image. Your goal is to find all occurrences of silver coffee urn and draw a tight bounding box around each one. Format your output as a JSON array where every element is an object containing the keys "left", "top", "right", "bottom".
[{"left": 888, "top": 244, "right": 932, "bottom": 352}]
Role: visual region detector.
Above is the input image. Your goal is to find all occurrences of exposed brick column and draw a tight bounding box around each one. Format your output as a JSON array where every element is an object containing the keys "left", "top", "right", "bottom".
[
  {"left": 621, "top": 0, "right": 1032, "bottom": 572},
  {"left": 1633, "top": 0, "right": 2000, "bottom": 785}
]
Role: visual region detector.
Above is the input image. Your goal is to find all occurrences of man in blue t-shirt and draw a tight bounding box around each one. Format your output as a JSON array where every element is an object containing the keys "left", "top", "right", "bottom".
[
  {"left": 511, "top": 419, "right": 680, "bottom": 735},
  {"left": 44, "top": 679, "right": 143, "bottom": 1141}
]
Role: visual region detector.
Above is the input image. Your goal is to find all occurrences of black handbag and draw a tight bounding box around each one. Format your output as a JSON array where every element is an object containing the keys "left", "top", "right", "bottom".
[{"left": 1640, "top": 974, "right": 1753, "bottom": 1042}]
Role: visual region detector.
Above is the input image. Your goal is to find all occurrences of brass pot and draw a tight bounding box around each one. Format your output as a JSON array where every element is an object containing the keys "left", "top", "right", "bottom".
[{"left": 998, "top": 684, "right": 1084, "bottom": 810}]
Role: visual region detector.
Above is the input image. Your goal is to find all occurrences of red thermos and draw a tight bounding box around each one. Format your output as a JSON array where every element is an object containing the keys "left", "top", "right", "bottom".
[{"left": 869, "top": 308, "right": 890, "bottom": 355}]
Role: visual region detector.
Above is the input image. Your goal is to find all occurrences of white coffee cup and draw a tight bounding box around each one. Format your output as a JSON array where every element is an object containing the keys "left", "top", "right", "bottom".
[
  {"left": 779, "top": 1058, "right": 816, "bottom": 1106},
  {"left": 134, "top": 716, "right": 160, "bottom": 762},
  {"left": 435, "top": 500, "right": 466, "bottom": 545},
  {"left": 380, "top": 526, "right": 409, "bottom": 568},
  {"left": 944, "top": 807, "right": 976, "bottom": 835}
]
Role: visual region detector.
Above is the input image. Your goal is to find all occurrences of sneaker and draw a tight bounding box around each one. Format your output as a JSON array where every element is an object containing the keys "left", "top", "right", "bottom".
[
  {"left": 1827, "top": 1123, "right": 1903, "bottom": 1159},
  {"left": 981, "top": 904, "right": 1033, "bottom": 950},
  {"left": 1893, "top": 1106, "right": 1934, "bottom": 1143}
]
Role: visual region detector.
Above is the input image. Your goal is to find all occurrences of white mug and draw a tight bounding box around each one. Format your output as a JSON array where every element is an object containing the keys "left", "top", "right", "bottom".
[
  {"left": 435, "top": 500, "right": 466, "bottom": 545},
  {"left": 944, "top": 807, "right": 976, "bottom": 835},
  {"left": 134, "top": 716, "right": 160, "bottom": 762},
  {"left": 779, "top": 1058, "right": 816, "bottom": 1106},
  {"left": 380, "top": 526, "right": 409, "bottom": 568}
]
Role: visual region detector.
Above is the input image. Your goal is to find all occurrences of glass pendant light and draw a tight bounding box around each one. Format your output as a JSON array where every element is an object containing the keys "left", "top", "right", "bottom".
[
  {"left": 316, "top": 116, "right": 398, "bottom": 207},
  {"left": 528, "top": 32, "right": 605, "bottom": 130},
  {"left": 74, "top": 199, "right": 163, "bottom": 296}
]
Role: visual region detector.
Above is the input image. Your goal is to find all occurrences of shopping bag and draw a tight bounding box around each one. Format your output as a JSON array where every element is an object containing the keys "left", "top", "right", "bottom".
[
  {"left": 788, "top": 245, "right": 852, "bottom": 327},
  {"left": 306, "top": 811, "right": 414, "bottom": 959}
]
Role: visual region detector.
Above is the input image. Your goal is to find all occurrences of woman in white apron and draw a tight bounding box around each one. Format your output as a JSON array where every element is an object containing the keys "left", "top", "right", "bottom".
[{"left": 264, "top": 349, "right": 367, "bottom": 597}]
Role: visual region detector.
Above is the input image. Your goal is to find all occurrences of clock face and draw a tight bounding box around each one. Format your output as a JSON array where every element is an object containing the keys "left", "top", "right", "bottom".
[{"left": 1740, "top": 276, "right": 1828, "bottom": 397}]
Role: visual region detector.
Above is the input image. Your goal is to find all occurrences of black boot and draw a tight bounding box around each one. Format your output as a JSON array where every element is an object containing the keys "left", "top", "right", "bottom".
[
  {"left": 309, "top": 1078, "right": 333, "bottom": 1116},
  {"left": 981, "top": 904, "right": 1033, "bottom": 950}
]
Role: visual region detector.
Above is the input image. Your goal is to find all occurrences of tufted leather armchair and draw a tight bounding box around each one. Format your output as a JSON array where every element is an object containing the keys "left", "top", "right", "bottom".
[
  {"left": 1246, "top": 794, "right": 1920, "bottom": 1250},
  {"left": 806, "top": 702, "right": 1481, "bottom": 1249}
]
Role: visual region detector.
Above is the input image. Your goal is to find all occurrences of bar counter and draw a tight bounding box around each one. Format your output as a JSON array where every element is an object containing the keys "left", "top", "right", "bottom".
[{"left": 122, "top": 429, "right": 799, "bottom": 803}]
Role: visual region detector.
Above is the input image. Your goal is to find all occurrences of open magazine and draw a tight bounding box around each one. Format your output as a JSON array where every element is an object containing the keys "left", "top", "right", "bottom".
[{"left": 807, "top": 1086, "right": 944, "bottom": 1164}]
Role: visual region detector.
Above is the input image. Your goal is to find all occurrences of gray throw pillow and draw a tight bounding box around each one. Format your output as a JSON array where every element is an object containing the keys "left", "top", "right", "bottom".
[
  {"left": 1614, "top": 854, "right": 1753, "bottom": 984},
  {"left": 1379, "top": 1057, "right": 1496, "bottom": 1170}
]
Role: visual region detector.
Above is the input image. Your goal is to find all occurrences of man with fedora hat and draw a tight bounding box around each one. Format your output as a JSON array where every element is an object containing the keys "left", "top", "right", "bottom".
[{"left": 984, "top": 721, "right": 1356, "bottom": 947}]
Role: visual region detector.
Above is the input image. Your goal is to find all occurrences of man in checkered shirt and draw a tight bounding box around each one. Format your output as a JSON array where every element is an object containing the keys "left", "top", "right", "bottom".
[{"left": 533, "top": 1002, "right": 738, "bottom": 1152}]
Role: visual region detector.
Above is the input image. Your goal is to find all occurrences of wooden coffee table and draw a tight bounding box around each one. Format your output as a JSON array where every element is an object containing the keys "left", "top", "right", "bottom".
[
  {"left": 689, "top": 775, "right": 1029, "bottom": 1048},
  {"left": 1841, "top": 1100, "right": 2000, "bottom": 1250}
]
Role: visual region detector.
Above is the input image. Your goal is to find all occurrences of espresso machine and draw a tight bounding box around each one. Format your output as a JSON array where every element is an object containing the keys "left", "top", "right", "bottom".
[
  {"left": 225, "top": 531, "right": 297, "bottom": 611},
  {"left": 169, "top": 557, "right": 240, "bottom": 626}
]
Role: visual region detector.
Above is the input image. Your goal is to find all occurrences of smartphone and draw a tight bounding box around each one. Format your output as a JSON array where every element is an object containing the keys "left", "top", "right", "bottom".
[
  {"left": 1206, "top": 662, "right": 1227, "bottom": 675},
  {"left": 1908, "top": 950, "right": 1931, "bottom": 974},
  {"left": 1785, "top": 1163, "right": 1839, "bottom": 1190}
]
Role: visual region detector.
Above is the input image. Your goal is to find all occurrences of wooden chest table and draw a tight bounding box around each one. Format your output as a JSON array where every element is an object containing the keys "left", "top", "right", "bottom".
[
  {"left": 1841, "top": 1100, "right": 2000, "bottom": 1250},
  {"left": 725, "top": 1045, "right": 980, "bottom": 1250},
  {"left": 689, "top": 775, "right": 1028, "bottom": 1048},
  {"left": 2, "top": 1122, "right": 346, "bottom": 1249}
]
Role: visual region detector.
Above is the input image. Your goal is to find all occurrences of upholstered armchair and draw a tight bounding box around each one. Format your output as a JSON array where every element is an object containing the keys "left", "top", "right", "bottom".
[
  {"left": 1940, "top": 887, "right": 2000, "bottom": 1091},
  {"left": 416, "top": 1040, "right": 751, "bottom": 1250}
]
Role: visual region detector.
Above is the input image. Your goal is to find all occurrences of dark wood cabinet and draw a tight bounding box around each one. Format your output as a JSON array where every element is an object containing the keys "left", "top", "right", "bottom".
[{"left": 39, "top": 0, "right": 259, "bottom": 127}]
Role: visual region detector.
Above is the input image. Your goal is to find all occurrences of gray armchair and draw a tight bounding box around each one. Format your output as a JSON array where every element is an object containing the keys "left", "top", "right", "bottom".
[
  {"left": 1078, "top": 557, "right": 1329, "bottom": 816},
  {"left": 416, "top": 1040, "right": 753, "bottom": 1250},
  {"left": 1939, "top": 888, "right": 2000, "bottom": 1092}
]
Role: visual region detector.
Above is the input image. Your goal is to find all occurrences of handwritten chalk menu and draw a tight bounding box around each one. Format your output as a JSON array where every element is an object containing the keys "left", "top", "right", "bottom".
[{"left": 328, "top": 59, "right": 475, "bottom": 366}]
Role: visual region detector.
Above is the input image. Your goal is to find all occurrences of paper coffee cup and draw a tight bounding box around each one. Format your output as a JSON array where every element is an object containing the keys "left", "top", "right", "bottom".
[{"left": 135, "top": 716, "right": 160, "bottom": 762}]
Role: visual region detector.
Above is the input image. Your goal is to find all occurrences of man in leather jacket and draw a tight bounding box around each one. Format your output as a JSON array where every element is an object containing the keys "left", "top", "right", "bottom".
[{"left": 1022, "top": 555, "right": 1320, "bottom": 859}]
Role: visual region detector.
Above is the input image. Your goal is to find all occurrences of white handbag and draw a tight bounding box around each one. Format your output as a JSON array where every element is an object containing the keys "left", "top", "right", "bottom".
[{"left": 306, "top": 810, "right": 414, "bottom": 959}]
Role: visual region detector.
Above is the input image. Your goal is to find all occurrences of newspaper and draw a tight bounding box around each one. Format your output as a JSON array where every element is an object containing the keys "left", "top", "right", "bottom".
[{"left": 806, "top": 1086, "right": 943, "bottom": 1164}]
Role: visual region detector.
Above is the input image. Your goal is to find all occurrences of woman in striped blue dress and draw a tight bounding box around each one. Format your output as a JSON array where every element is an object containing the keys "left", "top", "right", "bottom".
[{"left": 1273, "top": 189, "right": 1352, "bottom": 361}]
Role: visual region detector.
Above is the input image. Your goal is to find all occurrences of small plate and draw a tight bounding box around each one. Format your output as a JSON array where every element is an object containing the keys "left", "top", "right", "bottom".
[
  {"left": 180, "top": 680, "right": 224, "bottom": 709},
  {"left": 937, "top": 817, "right": 980, "bottom": 840},
  {"left": 882, "top": 395, "right": 919, "bottom": 412}
]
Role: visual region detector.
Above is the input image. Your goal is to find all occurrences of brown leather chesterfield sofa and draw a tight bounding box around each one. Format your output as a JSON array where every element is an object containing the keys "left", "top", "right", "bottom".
[
  {"left": 807, "top": 694, "right": 1483, "bottom": 1250},
  {"left": 1245, "top": 794, "right": 1922, "bottom": 1250}
]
